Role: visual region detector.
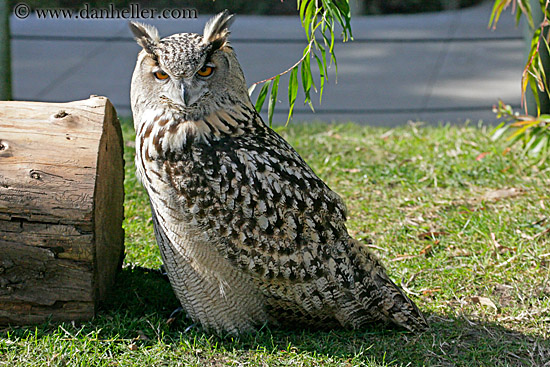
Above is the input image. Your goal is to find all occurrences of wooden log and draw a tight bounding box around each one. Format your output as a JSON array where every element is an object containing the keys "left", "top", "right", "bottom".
[{"left": 0, "top": 96, "right": 125, "bottom": 325}]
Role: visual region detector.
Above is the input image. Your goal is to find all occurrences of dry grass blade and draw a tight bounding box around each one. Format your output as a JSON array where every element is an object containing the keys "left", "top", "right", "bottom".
[
  {"left": 469, "top": 296, "right": 498, "bottom": 311},
  {"left": 480, "top": 188, "right": 524, "bottom": 202}
]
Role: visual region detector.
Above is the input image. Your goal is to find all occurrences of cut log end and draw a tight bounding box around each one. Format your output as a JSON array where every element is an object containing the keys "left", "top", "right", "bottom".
[{"left": 0, "top": 96, "right": 125, "bottom": 325}]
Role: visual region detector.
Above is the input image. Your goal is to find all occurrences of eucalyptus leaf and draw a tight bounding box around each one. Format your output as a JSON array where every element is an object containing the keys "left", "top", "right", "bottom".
[
  {"left": 491, "top": 0, "right": 550, "bottom": 160},
  {"left": 301, "top": 55, "right": 312, "bottom": 103},
  {"left": 267, "top": 75, "right": 280, "bottom": 127},
  {"left": 530, "top": 135, "right": 548, "bottom": 155},
  {"left": 254, "top": 81, "right": 271, "bottom": 113},
  {"left": 252, "top": 0, "right": 352, "bottom": 125},
  {"left": 247, "top": 84, "right": 256, "bottom": 97},
  {"left": 287, "top": 67, "right": 299, "bottom": 125},
  {"left": 491, "top": 122, "right": 510, "bottom": 141},
  {"left": 314, "top": 53, "right": 325, "bottom": 103}
]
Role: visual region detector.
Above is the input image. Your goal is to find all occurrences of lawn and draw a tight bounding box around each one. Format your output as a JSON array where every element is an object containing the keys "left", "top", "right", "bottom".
[{"left": 1, "top": 120, "right": 549, "bottom": 366}]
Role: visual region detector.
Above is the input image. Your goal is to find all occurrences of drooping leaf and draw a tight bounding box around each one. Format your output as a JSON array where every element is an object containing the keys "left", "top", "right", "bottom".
[
  {"left": 267, "top": 75, "right": 280, "bottom": 127},
  {"left": 529, "top": 73, "right": 541, "bottom": 115},
  {"left": 301, "top": 52, "right": 312, "bottom": 105},
  {"left": 301, "top": 0, "right": 316, "bottom": 40},
  {"left": 524, "top": 128, "right": 543, "bottom": 152},
  {"left": 251, "top": 0, "right": 351, "bottom": 125},
  {"left": 318, "top": 37, "right": 329, "bottom": 77},
  {"left": 507, "top": 122, "right": 534, "bottom": 142},
  {"left": 254, "top": 80, "right": 271, "bottom": 113},
  {"left": 488, "top": 0, "right": 511, "bottom": 29},
  {"left": 314, "top": 53, "right": 325, "bottom": 103},
  {"left": 332, "top": 0, "right": 353, "bottom": 40},
  {"left": 519, "top": 0, "right": 534, "bottom": 28},
  {"left": 322, "top": 0, "right": 345, "bottom": 40},
  {"left": 530, "top": 134, "right": 548, "bottom": 155},
  {"left": 299, "top": 0, "right": 309, "bottom": 25},
  {"left": 331, "top": 49, "right": 339, "bottom": 82},
  {"left": 491, "top": 122, "right": 510, "bottom": 141},
  {"left": 247, "top": 83, "right": 256, "bottom": 97},
  {"left": 329, "top": 20, "right": 336, "bottom": 55},
  {"left": 287, "top": 67, "right": 299, "bottom": 125}
]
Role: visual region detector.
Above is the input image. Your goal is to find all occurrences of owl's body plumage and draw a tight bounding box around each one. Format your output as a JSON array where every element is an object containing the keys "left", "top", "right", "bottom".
[{"left": 130, "top": 12, "right": 428, "bottom": 335}]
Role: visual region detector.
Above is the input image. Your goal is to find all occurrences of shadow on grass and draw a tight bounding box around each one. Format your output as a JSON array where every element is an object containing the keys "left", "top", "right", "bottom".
[{"left": 94, "top": 267, "right": 550, "bottom": 366}]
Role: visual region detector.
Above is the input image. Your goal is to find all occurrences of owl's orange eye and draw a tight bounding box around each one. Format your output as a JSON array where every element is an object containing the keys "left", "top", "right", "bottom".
[
  {"left": 153, "top": 70, "right": 169, "bottom": 80},
  {"left": 197, "top": 65, "right": 214, "bottom": 77}
]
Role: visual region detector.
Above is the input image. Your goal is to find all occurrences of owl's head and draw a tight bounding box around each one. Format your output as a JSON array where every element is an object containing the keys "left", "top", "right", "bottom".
[{"left": 130, "top": 11, "right": 250, "bottom": 122}]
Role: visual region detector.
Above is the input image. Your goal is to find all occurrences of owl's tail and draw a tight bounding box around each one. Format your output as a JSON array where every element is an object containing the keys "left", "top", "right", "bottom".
[
  {"left": 372, "top": 270, "right": 429, "bottom": 333},
  {"left": 347, "top": 239, "right": 429, "bottom": 333}
]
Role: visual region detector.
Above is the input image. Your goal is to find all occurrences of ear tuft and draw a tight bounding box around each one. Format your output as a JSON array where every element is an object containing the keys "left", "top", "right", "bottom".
[
  {"left": 129, "top": 21, "right": 160, "bottom": 55},
  {"left": 203, "top": 10, "right": 234, "bottom": 50}
]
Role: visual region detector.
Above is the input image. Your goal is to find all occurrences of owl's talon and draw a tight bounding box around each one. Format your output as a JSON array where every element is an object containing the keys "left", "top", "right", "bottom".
[
  {"left": 166, "top": 307, "right": 184, "bottom": 326},
  {"left": 169, "top": 306, "right": 183, "bottom": 319},
  {"left": 184, "top": 323, "right": 198, "bottom": 333}
]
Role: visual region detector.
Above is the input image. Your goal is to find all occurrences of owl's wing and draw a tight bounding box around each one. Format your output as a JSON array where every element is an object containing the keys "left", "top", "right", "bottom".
[
  {"left": 218, "top": 126, "right": 427, "bottom": 331},
  {"left": 160, "top": 122, "right": 350, "bottom": 278},
  {"left": 209, "top": 127, "right": 350, "bottom": 264},
  {"left": 162, "top": 120, "right": 426, "bottom": 331}
]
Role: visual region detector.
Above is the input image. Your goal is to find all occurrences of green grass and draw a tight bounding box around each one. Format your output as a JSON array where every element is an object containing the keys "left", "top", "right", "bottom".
[{"left": 1, "top": 120, "right": 549, "bottom": 366}]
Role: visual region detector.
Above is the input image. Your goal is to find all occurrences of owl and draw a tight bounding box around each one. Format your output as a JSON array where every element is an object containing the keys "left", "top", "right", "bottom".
[{"left": 129, "top": 11, "right": 428, "bottom": 335}]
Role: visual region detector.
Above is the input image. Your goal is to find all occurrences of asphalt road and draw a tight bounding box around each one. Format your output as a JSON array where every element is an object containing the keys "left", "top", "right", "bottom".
[{"left": 10, "top": 1, "right": 524, "bottom": 125}]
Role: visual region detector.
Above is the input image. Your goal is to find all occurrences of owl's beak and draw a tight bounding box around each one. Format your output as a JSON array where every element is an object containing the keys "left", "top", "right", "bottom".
[
  {"left": 180, "top": 80, "right": 204, "bottom": 107},
  {"left": 181, "top": 82, "right": 191, "bottom": 106}
]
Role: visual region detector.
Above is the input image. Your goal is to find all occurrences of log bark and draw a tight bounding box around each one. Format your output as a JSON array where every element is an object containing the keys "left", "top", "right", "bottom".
[{"left": 0, "top": 96, "right": 125, "bottom": 325}]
